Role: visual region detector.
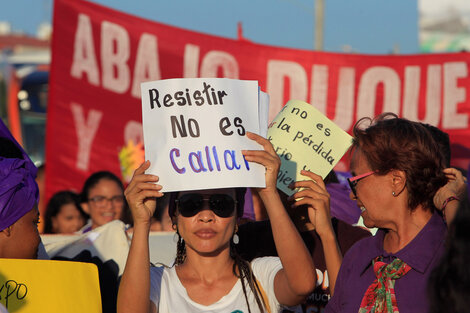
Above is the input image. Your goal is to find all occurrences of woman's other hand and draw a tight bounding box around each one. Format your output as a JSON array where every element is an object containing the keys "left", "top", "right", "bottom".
[
  {"left": 433, "top": 167, "right": 466, "bottom": 210},
  {"left": 289, "top": 170, "right": 333, "bottom": 238}
]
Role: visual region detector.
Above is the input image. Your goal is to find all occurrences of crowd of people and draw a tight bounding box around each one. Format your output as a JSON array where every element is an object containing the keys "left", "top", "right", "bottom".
[{"left": 1, "top": 111, "right": 469, "bottom": 313}]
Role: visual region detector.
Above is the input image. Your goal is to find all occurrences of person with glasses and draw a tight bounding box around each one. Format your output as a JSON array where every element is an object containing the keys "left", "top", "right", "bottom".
[
  {"left": 325, "top": 113, "right": 448, "bottom": 313},
  {"left": 117, "top": 132, "right": 316, "bottom": 313},
  {"left": 79, "top": 171, "right": 131, "bottom": 233}
]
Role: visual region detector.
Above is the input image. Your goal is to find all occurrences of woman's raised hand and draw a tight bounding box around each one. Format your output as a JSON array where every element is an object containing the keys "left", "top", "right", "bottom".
[
  {"left": 124, "top": 160, "right": 163, "bottom": 226},
  {"left": 433, "top": 167, "right": 467, "bottom": 210},
  {"left": 242, "top": 132, "right": 281, "bottom": 196},
  {"left": 288, "top": 170, "right": 333, "bottom": 238}
]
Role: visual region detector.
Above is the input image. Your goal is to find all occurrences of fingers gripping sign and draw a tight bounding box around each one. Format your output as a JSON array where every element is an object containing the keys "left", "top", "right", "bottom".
[
  {"left": 242, "top": 132, "right": 281, "bottom": 195},
  {"left": 288, "top": 170, "right": 333, "bottom": 237},
  {"left": 124, "top": 160, "right": 164, "bottom": 225}
]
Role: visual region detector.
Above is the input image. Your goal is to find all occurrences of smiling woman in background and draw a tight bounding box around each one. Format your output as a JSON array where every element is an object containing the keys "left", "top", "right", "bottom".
[{"left": 79, "top": 171, "right": 131, "bottom": 233}]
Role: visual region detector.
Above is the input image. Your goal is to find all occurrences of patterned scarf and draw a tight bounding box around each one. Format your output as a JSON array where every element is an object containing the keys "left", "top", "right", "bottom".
[{"left": 358, "top": 256, "right": 411, "bottom": 313}]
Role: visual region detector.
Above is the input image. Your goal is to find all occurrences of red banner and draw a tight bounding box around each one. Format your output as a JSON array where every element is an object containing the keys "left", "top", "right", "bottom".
[{"left": 46, "top": 0, "right": 470, "bottom": 199}]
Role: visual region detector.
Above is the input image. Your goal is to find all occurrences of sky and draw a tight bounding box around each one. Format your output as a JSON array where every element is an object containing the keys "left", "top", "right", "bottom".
[{"left": 0, "top": 0, "right": 419, "bottom": 54}]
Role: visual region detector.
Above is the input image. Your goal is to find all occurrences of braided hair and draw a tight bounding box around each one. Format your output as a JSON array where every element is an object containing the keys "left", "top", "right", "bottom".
[
  {"left": 174, "top": 232, "right": 267, "bottom": 313},
  {"left": 172, "top": 188, "right": 268, "bottom": 312}
]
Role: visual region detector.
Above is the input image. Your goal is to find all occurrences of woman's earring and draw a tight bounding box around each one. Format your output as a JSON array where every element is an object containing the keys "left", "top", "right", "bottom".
[
  {"left": 392, "top": 191, "right": 396, "bottom": 197},
  {"left": 173, "top": 223, "right": 179, "bottom": 243},
  {"left": 173, "top": 232, "right": 179, "bottom": 243},
  {"left": 232, "top": 233, "right": 239, "bottom": 245}
]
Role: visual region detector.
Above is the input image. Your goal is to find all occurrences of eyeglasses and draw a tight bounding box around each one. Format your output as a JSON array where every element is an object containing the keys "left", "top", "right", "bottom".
[
  {"left": 88, "top": 195, "right": 125, "bottom": 208},
  {"left": 175, "top": 193, "right": 237, "bottom": 218},
  {"left": 347, "top": 171, "right": 375, "bottom": 197}
]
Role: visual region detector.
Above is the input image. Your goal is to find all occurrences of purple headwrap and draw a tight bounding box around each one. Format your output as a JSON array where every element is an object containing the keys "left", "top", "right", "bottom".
[{"left": 0, "top": 120, "right": 38, "bottom": 231}]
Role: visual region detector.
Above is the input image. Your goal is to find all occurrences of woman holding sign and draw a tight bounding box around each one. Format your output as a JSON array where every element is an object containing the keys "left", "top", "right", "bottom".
[
  {"left": 325, "top": 114, "right": 448, "bottom": 313},
  {"left": 117, "top": 132, "right": 316, "bottom": 313}
]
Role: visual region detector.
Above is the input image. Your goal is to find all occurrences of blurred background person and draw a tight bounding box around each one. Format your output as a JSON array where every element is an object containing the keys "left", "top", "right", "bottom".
[
  {"left": 79, "top": 171, "right": 132, "bottom": 233},
  {"left": 43, "top": 190, "right": 87, "bottom": 234}
]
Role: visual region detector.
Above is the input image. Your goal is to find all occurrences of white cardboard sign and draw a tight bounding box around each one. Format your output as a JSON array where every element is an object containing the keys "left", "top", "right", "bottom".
[{"left": 141, "top": 78, "right": 266, "bottom": 192}]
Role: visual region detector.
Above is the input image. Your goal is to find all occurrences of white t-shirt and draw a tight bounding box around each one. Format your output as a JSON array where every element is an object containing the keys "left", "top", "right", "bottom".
[{"left": 150, "top": 256, "right": 282, "bottom": 313}]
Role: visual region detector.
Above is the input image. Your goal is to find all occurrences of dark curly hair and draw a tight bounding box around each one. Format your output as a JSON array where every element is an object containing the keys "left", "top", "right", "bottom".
[
  {"left": 421, "top": 123, "right": 451, "bottom": 168},
  {"left": 352, "top": 113, "right": 447, "bottom": 211}
]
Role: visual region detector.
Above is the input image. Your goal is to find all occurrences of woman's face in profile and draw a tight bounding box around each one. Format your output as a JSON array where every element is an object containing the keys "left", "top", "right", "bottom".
[
  {"left": 350, "top": 149, "right": 390, "bottom": 228},
  {"left": 9, "top": 207, "right": 41, "bottom": 259}
]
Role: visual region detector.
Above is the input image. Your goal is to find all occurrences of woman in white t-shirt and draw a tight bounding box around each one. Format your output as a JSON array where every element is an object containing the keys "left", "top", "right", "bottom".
[{"left": 117, "top": 133, "right": 316, "bottom": 313}]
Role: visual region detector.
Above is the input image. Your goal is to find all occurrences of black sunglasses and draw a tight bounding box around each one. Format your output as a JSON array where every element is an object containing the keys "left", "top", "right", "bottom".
[{"left": 175, "top": 193, "right": 237, "bottom": 218}]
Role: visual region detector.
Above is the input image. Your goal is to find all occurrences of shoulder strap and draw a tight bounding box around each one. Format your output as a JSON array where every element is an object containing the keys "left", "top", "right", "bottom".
[{"left": 255, "top": 278, "right": 272, "bottom": 313}]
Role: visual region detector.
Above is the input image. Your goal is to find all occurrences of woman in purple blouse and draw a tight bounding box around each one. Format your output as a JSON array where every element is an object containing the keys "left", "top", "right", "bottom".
[{"left": 325, "top": 113, "right": 449, "bottom": 313}]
